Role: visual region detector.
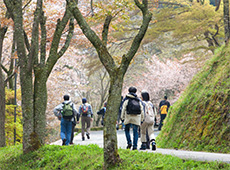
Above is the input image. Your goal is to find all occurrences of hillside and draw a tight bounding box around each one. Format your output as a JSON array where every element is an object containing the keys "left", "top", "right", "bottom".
[{"left": 157, "top": 45, "right": 230, "bottom": 153}]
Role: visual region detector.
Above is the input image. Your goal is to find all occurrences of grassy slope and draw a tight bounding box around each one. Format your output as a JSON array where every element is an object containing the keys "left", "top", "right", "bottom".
[
  {"left": 157, "top": 45, "right": 230, "bottom": 153},
  {"left": 0, "top": 144, "right": 229, "bottom": 170}
]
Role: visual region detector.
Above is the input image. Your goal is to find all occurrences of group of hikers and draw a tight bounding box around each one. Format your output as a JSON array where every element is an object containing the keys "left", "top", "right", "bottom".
[{"left": 53, "top": 86, "right": 170, "bottom": 150}]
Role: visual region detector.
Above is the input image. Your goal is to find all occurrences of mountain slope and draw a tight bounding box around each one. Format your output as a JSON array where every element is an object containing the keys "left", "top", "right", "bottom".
[{"left": 157, "top": 45, "right": 230, "bottom": 153}]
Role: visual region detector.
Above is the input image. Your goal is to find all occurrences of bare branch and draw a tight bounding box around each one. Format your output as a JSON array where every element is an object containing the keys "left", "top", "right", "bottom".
[
  {"left": 57, "top": 17, "right": 74, "bottom": 58},
  {"left": 22, "top": 0, "right": 32, "bottom": 10},
  {"left": 102, "top": 15, "right": 113, "bottom": 45}
]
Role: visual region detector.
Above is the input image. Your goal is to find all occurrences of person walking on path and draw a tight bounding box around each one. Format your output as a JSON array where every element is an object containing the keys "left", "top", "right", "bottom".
[
  {"left": 79, "top": 98, "right": 93, "bottom": 141},
  {"left": 96, "top": 102, "right": 107, "bottom": 126},
  {"left": 139, "top": 91, "right": 157, "bottom": 150},
  {"left": 158, "top": 96, "right": 170, "bottom": 131},
  {"left": 70, "top": 112, "right": 79, "bottom": 145},
  {"left": 116, "top": 96, "right": 125, "bottom": 130},
  {"left": 121, "top": 87, "right": 144, "bottom": 150},
  {"left": 53, "top": 95, "right": 79, "bottom": 146}
]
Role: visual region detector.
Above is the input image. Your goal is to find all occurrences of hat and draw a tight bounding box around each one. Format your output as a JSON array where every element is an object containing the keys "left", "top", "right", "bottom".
[{"left": 82, "top": 98, "right": 87, "bottom": 103}]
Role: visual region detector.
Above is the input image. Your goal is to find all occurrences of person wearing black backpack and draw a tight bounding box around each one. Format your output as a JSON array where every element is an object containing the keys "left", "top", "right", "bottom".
[
  {"left": 121, "top": 87, "right": 144, "bottom": 150},
  {"left": 53, "top": 95, "right": 79, "bottom": 146}
]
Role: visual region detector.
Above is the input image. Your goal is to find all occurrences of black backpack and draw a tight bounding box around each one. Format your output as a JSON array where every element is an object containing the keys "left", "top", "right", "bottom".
[{"left": 126, "top": 97, "right": 141, "bottom": 115}]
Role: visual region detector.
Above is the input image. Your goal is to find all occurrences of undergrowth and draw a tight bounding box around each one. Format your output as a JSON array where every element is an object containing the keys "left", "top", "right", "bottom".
[{"left": 0, "top": 144, "right": 229, "bottom": 170}]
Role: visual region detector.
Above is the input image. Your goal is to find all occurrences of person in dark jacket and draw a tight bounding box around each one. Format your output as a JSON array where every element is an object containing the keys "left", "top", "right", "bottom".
[
  {"left": 121, "top": 87, "right": 144, "bottom": 150},
  {"left": 158, "top": 96, "right": 170, "bottom": 131},
  {"left": 97, "top": 102, "right": 107, "bottom": 126}
]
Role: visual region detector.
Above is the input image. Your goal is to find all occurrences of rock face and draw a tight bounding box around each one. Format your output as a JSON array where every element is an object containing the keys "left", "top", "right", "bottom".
[{"left": 157, "top": 46, "right": 230, "bottom": 153}]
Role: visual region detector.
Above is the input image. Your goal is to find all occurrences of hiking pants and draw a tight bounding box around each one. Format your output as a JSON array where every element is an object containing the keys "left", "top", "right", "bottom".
[
  {"left": 70, "top": 123, "right": 76, "bottom": 143},
  {"left": 158, "top": 114, "right": 167, "bottom": 130},
  {"left": 125, "top": 124, "right": 139, "bottom": 149},
  {"left": 96, "top": 114, "right": 102, "bottom": 126},
  {"left": 140, "top": 121, "right": 155, "bottom": 142},
  {"left": 81, "top": 116, "right": 91, "bottom": 137},
  {"left": 60, "top": 118, "right": 72, "bottom": 145}
]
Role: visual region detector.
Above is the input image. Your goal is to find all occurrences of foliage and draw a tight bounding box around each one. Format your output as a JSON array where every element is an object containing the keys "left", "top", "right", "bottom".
[
  {"left": 0, "top": 144, "right": 229, "bottom": 170},
  {"left": 5, "top": 88, "right": 23, "bottom": 146},
  {"left": 144, "top": 1, "right": 224, "bottom": 58},
  {"left": 157, "top": 44, "right": 230, "bottom": 153}
]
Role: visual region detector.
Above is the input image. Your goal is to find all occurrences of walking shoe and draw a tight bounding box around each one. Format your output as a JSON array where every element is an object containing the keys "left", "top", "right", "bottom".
[
  {"left": 139, "top": 142, "right": 147, "bottom": 150},
  {"left": 62, "top": 139, "right": 66, "bottom": 146},
  {"left": 69, "top": 142, "right": 74, "bottom": 145},
  {"left": 82, "top": 137, "right": 85, "bottom": 141},
  {"left": 126, "top": 144, "right": 132, "bottom": 149},
  {"left": 132, "top": 148, "right": 137, "bottom": 150},
  {"left": 152, "top": 141, "right": 156, "bottom": 151},
  {"left": 86, "top": 133, "right": 90, "bottom": 139}
]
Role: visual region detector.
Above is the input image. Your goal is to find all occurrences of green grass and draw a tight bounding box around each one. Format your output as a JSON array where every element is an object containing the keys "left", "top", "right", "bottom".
[
  {"left": 157, "top": 44, "right": 230, "bottom": 153},
  {"left": 0, "top": 144, "right": 229, "bottom": 170}
]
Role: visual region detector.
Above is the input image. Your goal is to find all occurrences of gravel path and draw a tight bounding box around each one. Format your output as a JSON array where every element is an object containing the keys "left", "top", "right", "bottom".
[{"left": 50, "top": 129, "right": 230, "bottom": 164}]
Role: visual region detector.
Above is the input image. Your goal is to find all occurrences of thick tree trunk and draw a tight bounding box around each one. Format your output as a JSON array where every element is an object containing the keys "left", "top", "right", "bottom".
[
  {"left": 223, "top": 0, "right": 230, "bottom": 43},
  {"left": 0, "top": 68, "right": 5, "bottom": 147},
  {"left": 20, "top": 70, "right": 34, "bottom": 153},
  {"left": 13, "top": 0, "right": 34, "bottom": 153},
  {"left": 103, "top": 72, "right": 124, "bottom": 169},
  {"left": 34, "top": 71, "right": 48, "bottom": 146},
  {"left": 0, "top": 26, "right": 7, "bottom": 147}
]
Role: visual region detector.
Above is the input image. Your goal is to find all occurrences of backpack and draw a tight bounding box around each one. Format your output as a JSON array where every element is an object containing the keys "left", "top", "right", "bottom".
[
  {"left": 62, "top": 103, "right": 73, "bottom": 119},
  {"left": 97, "top": 107, "right": 106, "bottom": 115},
  {"left": 160, "top": 104, "right": 168, "bottom": 114},
  {"left": 144, "top": 101, "right": 155, "bottom": 124},
  {"left": 126, "top": 97, "right": 141, "bottom": 115},
  {"left": 81, "top": 104, "right": 89, "bottom": 116}
]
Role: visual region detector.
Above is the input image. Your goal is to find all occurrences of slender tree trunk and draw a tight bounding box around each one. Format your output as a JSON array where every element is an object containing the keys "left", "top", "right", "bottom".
[
  {"left": 103, "top": 72, "right": 124, "bottom": 168},
  {"left": 223, "top": 0, "right": 230, "bottom": 43},
  {"left": 0, "top": 26, "right": 8, "bottom": 147}
]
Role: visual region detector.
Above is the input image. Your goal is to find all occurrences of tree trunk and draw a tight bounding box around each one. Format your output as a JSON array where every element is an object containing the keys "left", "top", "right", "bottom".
[
  {"left": 0, "top": 67, "right": 5, "bottom": 147},
  {"left": 223, "top": 0, "right": 230, "bottom": 43},
  {"left": 103, "top": 72, "right": 124, "bottom": 168},
  {"left": 12, "top": 0, "right": 35, "bottom": 153},
  {"left": 0, "top": 26, "right": 8, "bottom": 147},
  {"left": 34, "top": 70, "right": 48, "bottom": 146}
]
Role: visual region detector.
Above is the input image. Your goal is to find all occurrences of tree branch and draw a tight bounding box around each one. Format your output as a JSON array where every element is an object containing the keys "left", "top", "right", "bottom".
[
  {"left": 69, "top": 0, "right": 117, "bottom": 74},
  {"left": 46, "top": 2, "right": 73, "bottom": 77},
  {"left": 4, "top": 65, "right": 19, "bottom": 83},
  {"left": 57, "top": 17, "right": 74, "bottom": 58},
  {"left": 40, "top": 11, "right": 47, "bottom": 65},
  {"left": 102, "top": 15, "right": 113, "bottom": 45},
  {"left": 121, "top": 0, "right": 152, "bottom": 72},
  {"left": 0, "top": 63, "right": 8, "bottom": 74}
]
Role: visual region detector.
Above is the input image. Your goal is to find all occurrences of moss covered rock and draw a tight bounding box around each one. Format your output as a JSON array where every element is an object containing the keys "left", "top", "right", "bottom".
[{"left": 157, "top": 45, "right": 230, "bottom": 153}]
